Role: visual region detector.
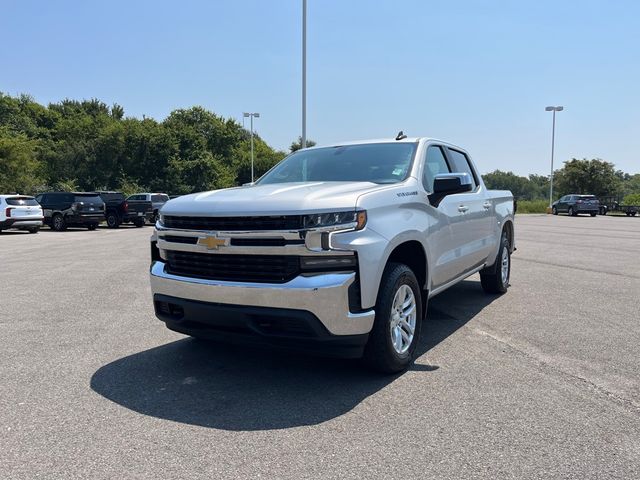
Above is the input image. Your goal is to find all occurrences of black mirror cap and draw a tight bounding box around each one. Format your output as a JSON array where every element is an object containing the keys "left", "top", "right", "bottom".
[{"left": 429, "top": 173, "right": 473, "bottom": 206}]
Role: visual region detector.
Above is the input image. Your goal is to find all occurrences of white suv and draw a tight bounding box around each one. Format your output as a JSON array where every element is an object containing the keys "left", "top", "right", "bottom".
[{"left": 0, "top": 195, "right": 44, "bottom": 233}]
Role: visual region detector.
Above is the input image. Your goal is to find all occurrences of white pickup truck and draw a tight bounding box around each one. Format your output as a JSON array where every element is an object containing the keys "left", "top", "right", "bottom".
[{"left": 150, "top": 137, "right": 515, "bottom": 372}]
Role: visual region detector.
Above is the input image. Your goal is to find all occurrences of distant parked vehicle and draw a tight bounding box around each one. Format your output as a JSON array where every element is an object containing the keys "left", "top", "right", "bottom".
[
  {"left": 35, "top": 192, "right": 105, "bottom": 231},
  {"left": 552, "top": 195, "right": 599, "bottom": 217},
  {"left": 127, "top": 193, "right": 169, "bottom": 224},
  {"left": 597, "top": 196, "right": 638, "bottom": 216},
  {"left": 0, "top": 195, "right": 44, "bottom": 233},
  {"left": 98, "top": 191, "right": 153, "bottom": 228}
]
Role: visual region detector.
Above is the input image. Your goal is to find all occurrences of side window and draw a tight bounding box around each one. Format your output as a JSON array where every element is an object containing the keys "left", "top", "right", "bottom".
[
  {"left": 447, "top": 149, "right": 478, "bottom": 190},
  {"left": 422, "top": 146, "right": 451, "bottom": 192}
]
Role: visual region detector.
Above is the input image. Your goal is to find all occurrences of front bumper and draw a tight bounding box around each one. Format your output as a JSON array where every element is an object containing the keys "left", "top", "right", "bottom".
[{"left": 149, "top": 260, "right": 375, "bottom": 337}]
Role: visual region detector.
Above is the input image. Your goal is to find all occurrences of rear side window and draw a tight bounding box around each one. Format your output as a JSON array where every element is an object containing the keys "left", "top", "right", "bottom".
[
  {"left": 6, "top": 197, "right": 39, "bottom": 206},
  {"left": 422, "top": 146, "right": 451, "bottom": 192},
  {"left": 100, "top": 193, "right": 125, "bottom": 202},
  {"left": 128, "top": 195, "right": 144, "bottom": 201},
  {"left": 447, "top": 149, "right": 478, "bottom": 190},
  {"left": 151, "top": 194, "right": 165, "bottom": 202}
]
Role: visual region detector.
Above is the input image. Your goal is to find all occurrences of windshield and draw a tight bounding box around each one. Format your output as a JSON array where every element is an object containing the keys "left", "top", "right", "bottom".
[{"left": 257, "top": 143, "right": 417, "bottom": 185}]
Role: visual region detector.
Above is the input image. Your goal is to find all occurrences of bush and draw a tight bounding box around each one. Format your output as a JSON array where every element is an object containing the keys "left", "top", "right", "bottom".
[
  {"left": 516, "top": 199, "right": 548, "bottom": 214},
  {"left": 623, "top": 193, "right": 640, "bottom": 205}
]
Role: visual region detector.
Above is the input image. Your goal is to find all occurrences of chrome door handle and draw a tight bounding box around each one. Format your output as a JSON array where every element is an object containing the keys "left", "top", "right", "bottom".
[
  {"left": 483, "top": 202, "right": 492, "bottom": 210},
  {"left": 458, "top": 205, "right": 469, "bottom": 213}
]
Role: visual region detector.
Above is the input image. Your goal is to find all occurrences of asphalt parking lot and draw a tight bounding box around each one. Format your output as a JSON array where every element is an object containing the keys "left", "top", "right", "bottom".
[{"left": 1, "top": 215, "right": 639, "bottom": 479}]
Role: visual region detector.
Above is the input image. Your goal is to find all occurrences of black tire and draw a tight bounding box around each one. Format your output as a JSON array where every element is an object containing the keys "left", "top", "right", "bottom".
[
  {"left": 363, "top": 262, "right": 423, "bottom": 374},
  {"left": 133, "top": 218, "right": 145, "bottom": 227},
  {"left": 568, "top": 207, "right": 575, "bottom": 216},
  {"left": 106, "top": 213, "right": 121, "bottom": 228},
  {"left": 150, "top": 210, "right": 158, "bottom": 224},
  {"left": 87, "top": 223, "right": 98, "bottom": 231},
  {"left": 480, "top": 232, "right": 511, "bottom": 294},
  {"left": 590, "top": 212, "right": 597, "bottom": 217},
  {"left": 552, "top": 206, "right": 558, "bottom": 215},
  {"left": 632, "top": 212, "right": 637, "bottom": 217},
  {"left": 28, "top": 227, "right": 40, "bottom": 234},
  {"left": 51, "top": 214, "right": 67, "bottom": 231}
]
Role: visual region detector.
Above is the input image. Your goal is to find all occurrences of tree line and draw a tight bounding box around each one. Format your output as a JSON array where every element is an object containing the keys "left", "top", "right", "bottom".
[
  {"left": 2, "top": 92, "right": 639, "bottom": 203},
  {"left": 483, "top": 159, "right": 640, "bottom": 204},
  {"left": 0, "top": 93, "right": 289, "bottom": 195}
]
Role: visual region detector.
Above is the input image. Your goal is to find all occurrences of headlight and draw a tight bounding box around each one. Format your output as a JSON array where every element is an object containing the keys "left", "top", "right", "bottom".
[{"left": 303, "top": 210, "right": 367, "bottom": 230}]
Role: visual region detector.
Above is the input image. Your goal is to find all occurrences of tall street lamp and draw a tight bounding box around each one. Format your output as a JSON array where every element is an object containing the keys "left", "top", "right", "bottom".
[
  {"left": 243, "top": 112, "right": 260, "bottom": 182},
  {"left": 301, "top": 0, "right": 307, "bottom": 149},
  {"left": 545, "top": 106, "right": 564, "bottom": 209}
]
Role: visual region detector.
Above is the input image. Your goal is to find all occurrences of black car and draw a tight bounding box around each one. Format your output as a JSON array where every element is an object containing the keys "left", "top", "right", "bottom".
[
  {"left": 35, "top": 192, "right": 105, "bottom": 231},
  {"left": 552, "top": 194, "right": 599, "bottom": 217},
  {"left": 97, "top": 191, "right": 153, "bottom": 228}
]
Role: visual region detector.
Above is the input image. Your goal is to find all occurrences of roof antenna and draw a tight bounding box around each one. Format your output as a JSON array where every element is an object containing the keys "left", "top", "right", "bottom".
[{"left": 395, "top": 130, "right": 407, "bottom": 140}]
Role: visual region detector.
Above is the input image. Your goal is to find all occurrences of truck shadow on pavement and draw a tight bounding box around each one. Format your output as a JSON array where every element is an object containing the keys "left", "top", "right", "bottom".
[{"left": 90, "top": 278, "right": 499, "bottom": 430}]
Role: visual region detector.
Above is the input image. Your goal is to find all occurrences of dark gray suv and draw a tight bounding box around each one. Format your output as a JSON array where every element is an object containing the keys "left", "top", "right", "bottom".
[{"left": 552, "top": 195, "right": 599, "bottom": 217}]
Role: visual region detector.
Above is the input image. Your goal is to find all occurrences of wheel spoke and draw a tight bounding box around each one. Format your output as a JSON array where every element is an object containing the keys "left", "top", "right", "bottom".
[{"left": 400, "top": 318, "right": 414, "bottom": 335}]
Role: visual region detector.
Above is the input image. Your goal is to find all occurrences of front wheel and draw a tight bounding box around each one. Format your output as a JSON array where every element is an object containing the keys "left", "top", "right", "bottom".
[
  {"left": 28, "top": 227, "right": 40, "bottom": 234},
  {"left": 552, "top": 206, "right": 558, "bottom": 215},
  {"left": 364, "top": 263, "right": 422, "bottom": 374},
  {"left": 87, "top": 223, "right": 98, "bottom": 231},
  {"left": 590, "top": 212, "right": 597, "bottom": 217},
  {"left": 568, "top": 207, "right": 576, "bottom": 216},
  {"left": 480, "top": 233, "right": 510, "bottom": 294},
  {"left": 133, "top": 218, "right": 145, "bottom": 227}
]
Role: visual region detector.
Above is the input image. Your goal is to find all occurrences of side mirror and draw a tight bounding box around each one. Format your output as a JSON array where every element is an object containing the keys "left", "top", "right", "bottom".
[
  {"left": 429, "top": 173, "right": 473, "bottom": 207},
  {"left": 242, "top": 182, "right": 255, "bottom": 187}
]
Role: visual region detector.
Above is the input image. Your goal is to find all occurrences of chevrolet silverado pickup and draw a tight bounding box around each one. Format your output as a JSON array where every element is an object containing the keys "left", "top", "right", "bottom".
[{"left": 150, "top": 137, "right": 515, "bottom": 372}]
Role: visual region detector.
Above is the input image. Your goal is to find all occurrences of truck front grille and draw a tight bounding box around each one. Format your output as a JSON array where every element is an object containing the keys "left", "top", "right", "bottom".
[
  {"left": 163, "top": 215, "right": 304, "bottom": 231},
  {"left": 165, "top": 251, "right": 300, "bottom": 283}
]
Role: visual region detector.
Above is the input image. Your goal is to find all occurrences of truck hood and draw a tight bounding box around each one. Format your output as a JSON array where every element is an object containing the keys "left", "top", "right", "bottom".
[{"left": 160, "top": 182, "right": 388, "bottom": 216}]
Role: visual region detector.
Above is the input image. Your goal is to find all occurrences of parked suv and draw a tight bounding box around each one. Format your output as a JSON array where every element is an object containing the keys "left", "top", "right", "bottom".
[
  {"left": 0, "top": 195, "right": 44, "bottom": 233},
  {"left": 128, "top": 193, "right": 169, "bottom": 224},
  {"left": 36, "top": 192, "right": 105, "bottom": 231},
  {"left": 98, "top": 191, "right": 153, "bottom": 228},
  {"left": 552, "top": 195, "right": 599, "bottom": 216}
]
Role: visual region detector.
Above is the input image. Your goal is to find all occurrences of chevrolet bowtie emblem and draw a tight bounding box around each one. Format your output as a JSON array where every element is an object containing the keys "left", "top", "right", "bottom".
[{"left": 197, "top": 236, "right": 228, "bottom": 250}]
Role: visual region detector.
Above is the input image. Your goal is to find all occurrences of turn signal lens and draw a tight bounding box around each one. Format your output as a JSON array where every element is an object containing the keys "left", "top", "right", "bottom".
[{"left": 356, "top": 211, "right": 367, "bottom": 230}]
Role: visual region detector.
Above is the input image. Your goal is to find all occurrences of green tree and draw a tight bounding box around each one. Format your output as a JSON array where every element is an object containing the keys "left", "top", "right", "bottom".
[
  {"left": 623, "top": 193, "right": 640, "bottom": 205},
  {"left": 554, "top": 158, "right": 622, "bottom": 198},
  {"left": 0, "top": 127, "right": 44, "bottom": 193},
  {"left": 290, "top": 136, "right": 316, "bottom": 152}
]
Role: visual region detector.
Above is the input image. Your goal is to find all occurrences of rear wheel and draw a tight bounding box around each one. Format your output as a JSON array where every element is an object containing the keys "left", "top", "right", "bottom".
[
  {"left": 480, "top": 232, "right": 510, "bottom": 294},
  {"left": 87, "top": 223, "right": 98, "bottom": 231},
  {"left": 133, "top": 218, "right": 145, "bottom": 227},
  {"left": 568, "top": 207, "right": 575, "bottom": 216},
  {"left": 28, "top": 227, "right": 40, "bottom": 233},
  {"left": 590, "top": 212, "right": 597, "bottom": 217},
  {"left": 52, "top": 214, "right": 67, "bottom": 231},
  {"left": 106, "top": 212, "right": 120, "bottom": 228},
  {"left": 552, "top": 206, "right": 558, "bottom": 215},
  {"left": 364, "top": 262, "right": 422, "bottom": 374}
]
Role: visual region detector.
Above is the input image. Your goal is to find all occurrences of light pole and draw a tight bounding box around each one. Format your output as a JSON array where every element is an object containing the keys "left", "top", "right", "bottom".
[
  {"left": 243, "top": 112, "right": 260, "bottom": 182},
  {"left": 301, "top": 0, "right": 307, "bottom": 149},
  {"left": 545, "top": 106, "right": 563, "bottom": 209}
]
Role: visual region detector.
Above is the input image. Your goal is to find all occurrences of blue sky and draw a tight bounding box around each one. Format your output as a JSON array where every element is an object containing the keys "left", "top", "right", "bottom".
[{"left": 2, "top": 0, "right": 639, "bottom": 175}]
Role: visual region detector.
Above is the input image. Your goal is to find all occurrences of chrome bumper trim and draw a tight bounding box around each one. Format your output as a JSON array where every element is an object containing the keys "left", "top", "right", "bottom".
[{"left": 149, "top": 260, "right": 374, "bottom": 336}]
